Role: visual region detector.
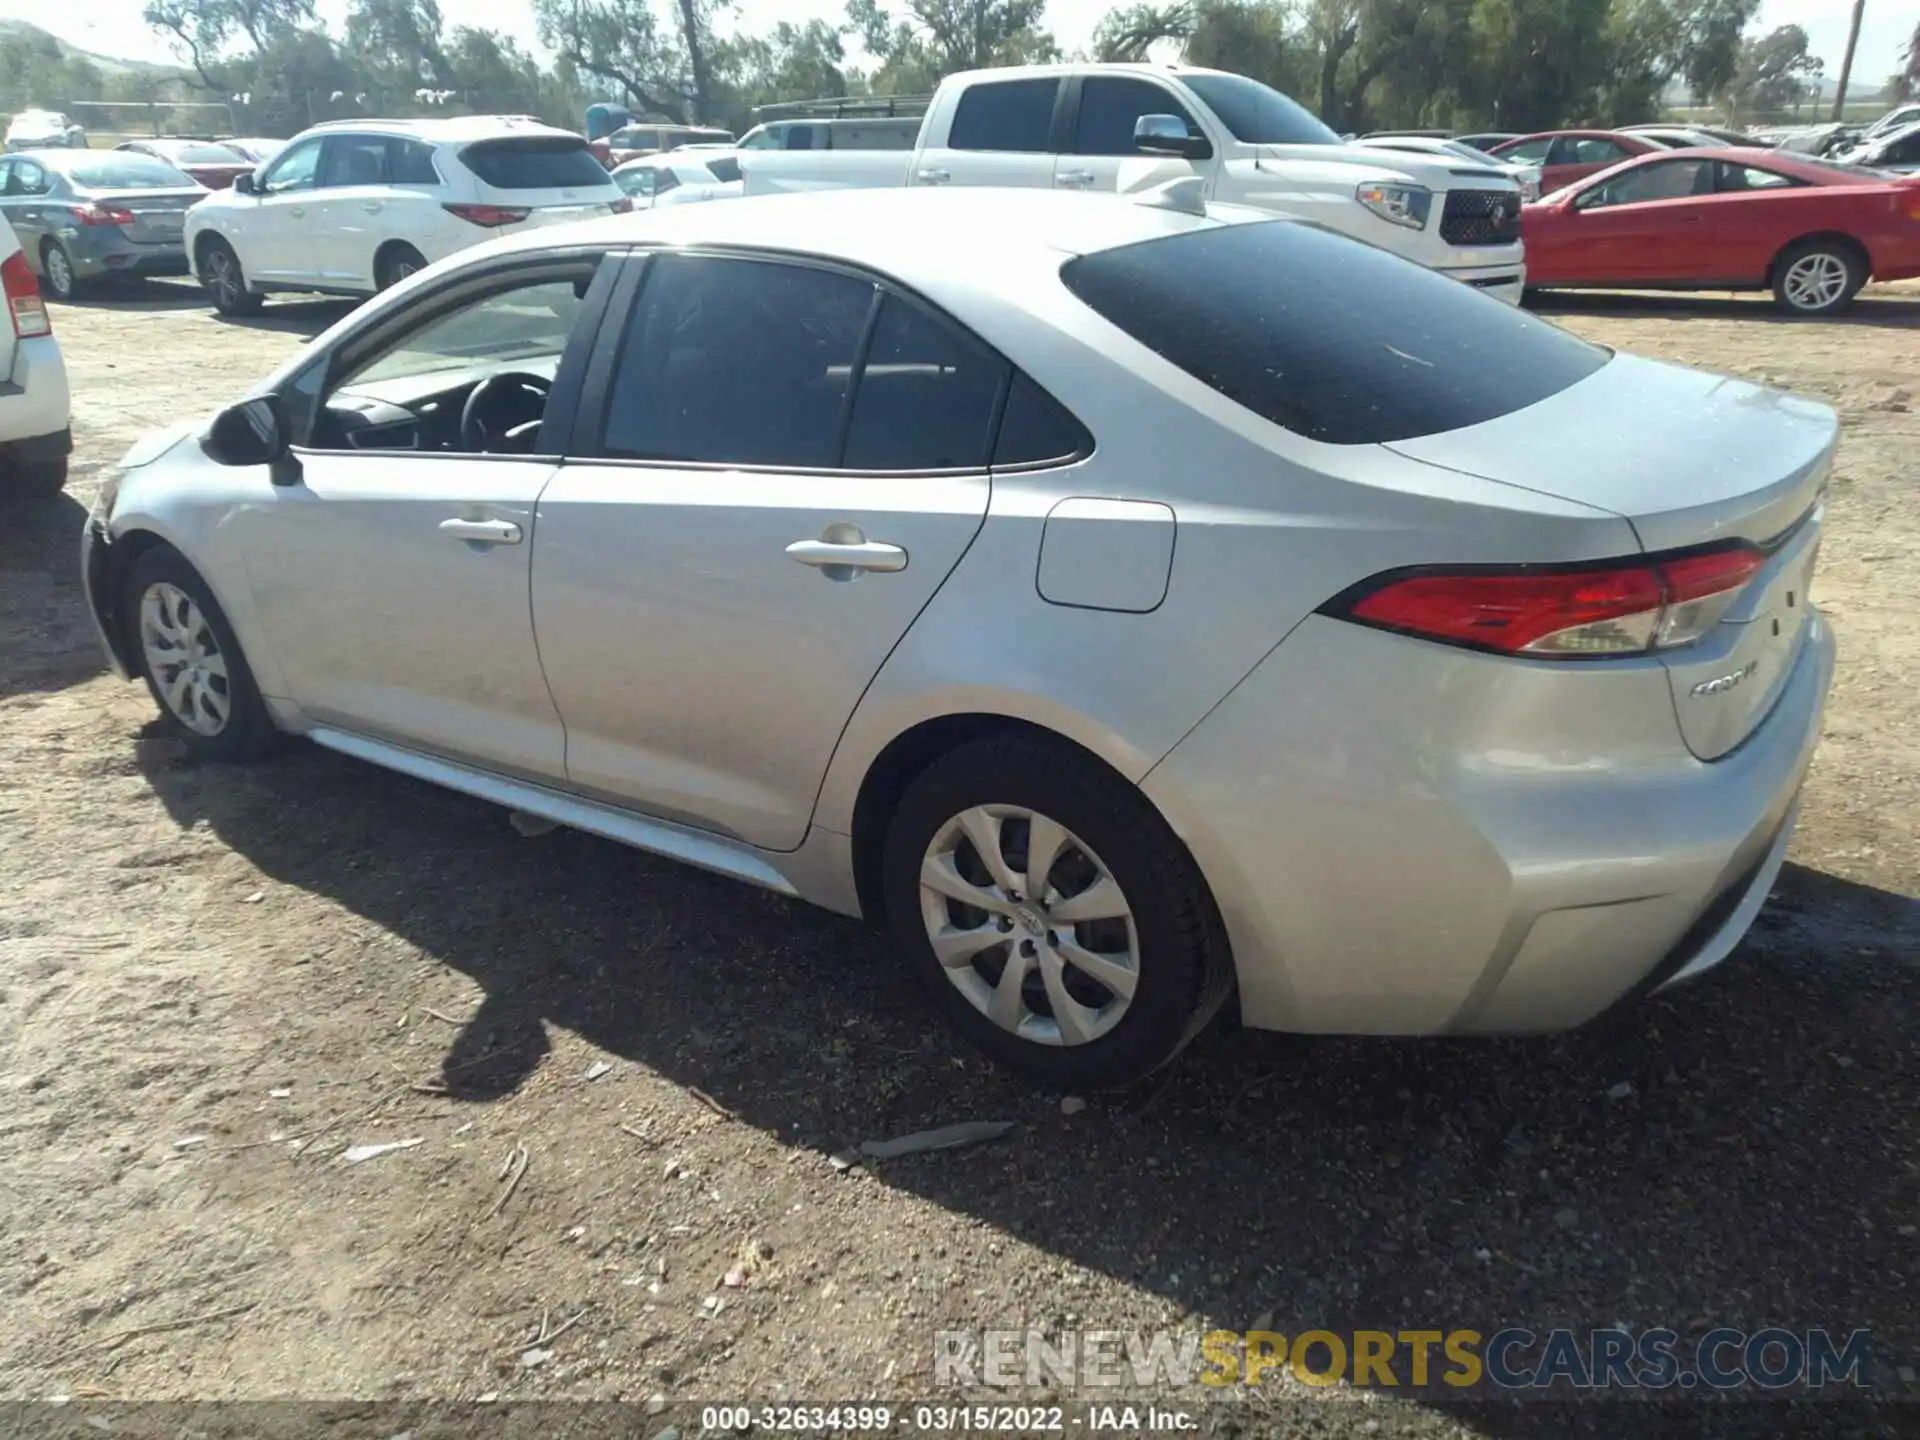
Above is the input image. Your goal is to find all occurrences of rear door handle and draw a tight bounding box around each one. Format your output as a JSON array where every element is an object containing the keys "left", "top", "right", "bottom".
[
  {"left": 1057, "top": 170, "right": 1096, "bottom": 188},
  {"left": 914, "top": 167, "right": 950, "bottom": 185},
  {"left": 439, "top": 517, "right": 522, "bottom": 546},
  {"left": 785, "top": 537, "right": 907, "bottom": 578}
]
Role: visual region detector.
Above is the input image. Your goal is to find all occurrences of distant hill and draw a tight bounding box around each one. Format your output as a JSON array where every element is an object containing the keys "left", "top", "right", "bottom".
[{"left": 0, "top": 18, "right": 181, "bottom": 77}]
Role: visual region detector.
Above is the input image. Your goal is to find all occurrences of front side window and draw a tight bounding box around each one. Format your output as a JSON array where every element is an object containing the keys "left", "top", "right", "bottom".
[
  {"left": 1500, "top": 137, "right": 1553, "bottom": 164},
  {"left": 1062, "top": 220, "right": 1608, "bottom": 446},
  {"left": 948, "top": 78, "right": 1060, "bottom": 153},
  {"left": 602, "top": 254, "right": 874, "bottom": 468},
  {"left": 261, "top": 137, "right": 323, "bottom": 194},
  {"left": 310, "top": 266, "right": 598, "bottom": 454},
  {"left": 10, "top": 161, "right": 47, "bottom": 195},
  {"left": 1580, "top": 158, "right": 1711, "bottom": 208},
  {"left": 1075, "top": 77, "right": 1203, "bottom": 156},
  {"left": 320, "top": 134, "right": 390, "bottom": 187}
]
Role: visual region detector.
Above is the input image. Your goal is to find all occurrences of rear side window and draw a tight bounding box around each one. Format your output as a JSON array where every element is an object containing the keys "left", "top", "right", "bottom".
[
  {"left": 461, "top": 137, "right": 609, "bottom": 189},
  {"left": 994, "top": 374, "right": 1091, "bottom": 467},
  {"left": 390, "top": 139, "right": 439, "bottom": 184},
  {"left": 949, "top": 79, "right": 1060, "bottom": 153},
  {"left": 603, "top": 254, "right": 874, "bottom": 468},
  {"left": 703, "top": 156, "right": 741, "bottom": 183},
  {"left": 1061, "top": 221, "right": 1607, "bottom": 445},
  {"left": 843, "top": 296, "right": 1007, "bottom": 470}
]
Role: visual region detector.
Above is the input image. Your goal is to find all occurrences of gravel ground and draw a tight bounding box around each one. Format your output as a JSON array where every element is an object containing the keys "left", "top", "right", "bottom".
[{"left": 0, "top": 277, "right": 1915, "bottom": 1436}]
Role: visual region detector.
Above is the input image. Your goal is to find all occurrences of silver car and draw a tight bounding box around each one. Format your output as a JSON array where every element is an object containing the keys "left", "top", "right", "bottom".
[
  {"left": 81, "top": 189, "right": 1836, "bottom": 1089},
  {"left": 0, "top": 150, "right": 204, "bottom": 299}
]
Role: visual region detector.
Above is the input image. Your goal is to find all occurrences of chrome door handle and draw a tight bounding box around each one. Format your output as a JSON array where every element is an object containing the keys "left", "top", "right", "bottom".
[
  {"left": 785, "top": 537, "right": 907, "bottom": 578},
  {"left": 914, "top": 167, "right": 950, "bottom": 185},
  {"left": 439, "top": 517, "right": 522, "bottom": 546},
  {"left": 1057, "top": 170, "right": 1096, "bottom": 188}
]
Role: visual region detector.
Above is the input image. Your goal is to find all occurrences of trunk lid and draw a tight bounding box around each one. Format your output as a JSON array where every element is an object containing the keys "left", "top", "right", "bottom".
[
  {"left": 1385, "top": 352, "right": 1836, "bottom": 759},
  {"left": 86, "top": 188, "right": 202, "bottom": 244}
]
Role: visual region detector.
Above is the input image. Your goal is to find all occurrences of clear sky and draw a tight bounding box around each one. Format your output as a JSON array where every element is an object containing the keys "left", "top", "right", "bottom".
[{"left": 2, "top": 0, "right": 1910, "bottom": 101}]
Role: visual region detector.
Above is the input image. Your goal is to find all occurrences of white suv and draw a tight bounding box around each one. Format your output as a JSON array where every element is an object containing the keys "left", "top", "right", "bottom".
[
  {"left": 0, "top": 212, "right": 72, "bottom": 499},
  {"left": 184, "top": 115, "right": 628, "bottom": 314}
]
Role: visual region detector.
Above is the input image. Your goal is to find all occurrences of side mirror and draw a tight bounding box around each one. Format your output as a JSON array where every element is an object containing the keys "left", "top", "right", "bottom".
[
  {"left": 1134, "top": 114, "right": 1213, "bottom": 161},
  {"left": 233, "top": 171, "right": 257, "bottom": 195},
  {"left": 204, "top": 394, "right": 290, "bottom": 469}
]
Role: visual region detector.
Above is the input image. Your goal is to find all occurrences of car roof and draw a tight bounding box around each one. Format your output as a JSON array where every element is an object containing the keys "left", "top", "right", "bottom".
[
  {"left": 480, "top": 187, "right": 1257, "bottom": 282},
  {"left": 295, "top": 115, "right": 582, "bottom": 144},
  {"left": 1566, "top": 145, "right": 1888, "bottom": 188}
]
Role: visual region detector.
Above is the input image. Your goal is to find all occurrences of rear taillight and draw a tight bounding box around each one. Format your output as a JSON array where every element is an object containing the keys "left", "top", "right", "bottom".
[
  {"left": 70, "top": 204, "right": 136, "bottom": 227},
  {"left": 2, "top": 251, "right": 50, "bottom": 337},
  {"left": 442, "top": 202, "right": 532, "bottom": 227},
  {"left": 1329, "top": 545, "right": 1766, "bottom": 658}
]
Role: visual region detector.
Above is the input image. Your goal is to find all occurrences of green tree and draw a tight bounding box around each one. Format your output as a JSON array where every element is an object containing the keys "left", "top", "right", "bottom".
[
  {"left": 847, "top": 0, "right": 1059, "bottom": 95},
  {"left": 343, "top": 0, "right": 449, "bottom": 94},
  {"left": 1713, "top": 23, "right": 1821, "bottom": 122},
  {"left": 533, "top": 0, "right": 692, "bottom": 119},
  {"left": 143, "top": 0, "right": 317, "bottom": 88}
]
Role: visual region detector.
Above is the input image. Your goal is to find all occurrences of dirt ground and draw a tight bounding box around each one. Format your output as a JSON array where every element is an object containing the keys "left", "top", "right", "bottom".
[{"left": 1, "top": 277, "right": 1915, "bottom": 1434}]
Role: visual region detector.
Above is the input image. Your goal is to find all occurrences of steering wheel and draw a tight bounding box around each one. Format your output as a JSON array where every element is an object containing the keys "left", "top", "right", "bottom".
[{"left": 460, "top": 371, "right": 552, "bottom": 453}]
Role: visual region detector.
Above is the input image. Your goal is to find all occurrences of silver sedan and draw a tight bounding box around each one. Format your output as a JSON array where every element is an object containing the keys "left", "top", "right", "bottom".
[{"left": 81, "top": 188, "right": 1836, "bottom": 1089}]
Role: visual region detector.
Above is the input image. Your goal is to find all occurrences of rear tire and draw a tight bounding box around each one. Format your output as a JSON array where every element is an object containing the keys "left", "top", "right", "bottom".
[
  {"left": 40, "top": 240, "right": 79, "bottom": 301},
  {"left": 120, "top": 546, "right": 276, "bottom": 763},
  {"left": 200, "top": 236, "right": 264, "bottom": 317},
  {"left": 1771, "top": 239, "right": 1864, "bottom": 316},
  {"left": 376, "top": 244, "right": 427, "bottom": 290},
  {"left": 882, "top": 736, "right": 1231, "bottom": 1091}
]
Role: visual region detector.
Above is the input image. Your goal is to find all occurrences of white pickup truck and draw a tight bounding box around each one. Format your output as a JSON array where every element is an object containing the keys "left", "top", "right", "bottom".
[{"left": 742, "top": 64, "right": 1526, "bottom": 301}]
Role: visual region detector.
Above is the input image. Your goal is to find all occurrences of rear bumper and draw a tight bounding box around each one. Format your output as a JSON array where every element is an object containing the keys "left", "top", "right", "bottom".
[
  {"left": 0, "top": 334, "right": 71, "bottom": 444},
  {"left": 1141, "top": 610, "right": 1835, "bottom": 1035},
  {"left": 68, "top": 233, "right": 189, "bottom": 280}
]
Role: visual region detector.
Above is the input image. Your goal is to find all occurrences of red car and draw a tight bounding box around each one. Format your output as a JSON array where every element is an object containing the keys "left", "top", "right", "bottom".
[
  {"left": 1521, "top": 147, "right": 1920, "bottom": 314},
  {"left": 114, "top": 139, "right": 255, "bottom": 190},
  {"left": 1490, "top": 130, "right": 1665, "bottom": 193}
]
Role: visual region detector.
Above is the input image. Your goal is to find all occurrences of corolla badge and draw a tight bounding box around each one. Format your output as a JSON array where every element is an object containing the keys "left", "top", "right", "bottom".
[{"left": 1691, "top": 659, "right": 1760, "bottom": 698}]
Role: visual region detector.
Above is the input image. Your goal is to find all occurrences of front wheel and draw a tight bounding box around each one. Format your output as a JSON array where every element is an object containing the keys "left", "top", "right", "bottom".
[
  {"left": 200, "top": 236, "right": 264, "bottom": 316},
  {"left": 1771, "top": 241, "right": 1864, "bottom": 316},
  {"left": 882, "top": 737, "right": 1231, "bottom": 1090},
  {"left": 120, "top": 546, "right": 276, "bottom": 762}
]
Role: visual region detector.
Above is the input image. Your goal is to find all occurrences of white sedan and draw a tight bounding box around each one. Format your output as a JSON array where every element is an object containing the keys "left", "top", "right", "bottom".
[
  {"left": 82, "top": 188, "right": 1833, "bottom": 1089},
  {"left": 611, "top": 150, "right": 743, "bottom": 208}
]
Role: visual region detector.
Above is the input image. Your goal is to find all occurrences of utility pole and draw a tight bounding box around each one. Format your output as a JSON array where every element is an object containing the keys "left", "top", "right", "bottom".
[{"left": 1831, "top": 0, "right": 1865, "bottom": 121}]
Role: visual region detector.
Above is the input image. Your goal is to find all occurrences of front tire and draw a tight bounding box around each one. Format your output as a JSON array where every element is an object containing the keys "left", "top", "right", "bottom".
[
  {"left": 40, "top": 240, "right": 79, "bottom": 301},
  {"left": 882, "top": 737, "right": 1230, "bottom": 1090},
  {"left": 1771, "top": 240, "right": 1864, "bottom": 316},
  {"left": 200, "top": 236, "right": 264, "bottom": 317},
  {"left": 120, "top": 546, "right": 276, "bottom": 762}
]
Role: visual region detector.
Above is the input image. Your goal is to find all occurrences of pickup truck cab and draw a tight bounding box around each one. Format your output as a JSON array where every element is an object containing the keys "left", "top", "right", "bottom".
[{"left": 742, "top": 64, "right": 1525, "bottom": 300}]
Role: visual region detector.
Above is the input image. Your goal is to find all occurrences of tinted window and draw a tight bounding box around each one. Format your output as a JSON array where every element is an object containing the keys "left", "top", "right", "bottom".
[
  {"left": 1882, "top": 132, "right": 1920, "bottom": 164},
  {"left": 843, "top": 296, "right": 1006, "bottom": 470},
  {"left": 1061, "top": 221, "right": 1608, "bottom": 445},
  {"left": 1075, "top": 77, "right": 1201, "bottom": 156},
  {"left": 949, "top": 78, "right": 1059, "bottom": 153},
  {"left": 68, "top": 158, "right": 195, "bottom": 189},
  {"left": 994, "top": 373, "right": 1091, "bottom": 467},
  {"left": 1714, "top": 161, "right": 1800, "bottom": 192},
  {"left": 391, "top": 139, "right": 439, "bottom": 184},
  {"left": 461, "top": 137, "right": 609, "bottom": 189},
  {"left": 320, "top": 134, "right": 390, "bottom": 187},
  {"left": 653, "top": 167, "right": 681, "bottom": 194},
  {"left": 1581, "top": 158, "right": 1711, "bottom": 208},
  {"left": 1182, "top": 74, "right": 1335, "bottom": 145},
  {"left": 604, "top": 255, "right": 874, "bottom": 467},
  {"left": 703, "top": 155, "right": 741, "bottom": 183}
]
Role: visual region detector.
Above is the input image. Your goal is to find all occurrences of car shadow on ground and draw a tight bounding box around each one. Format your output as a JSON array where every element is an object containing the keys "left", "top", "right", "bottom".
[
  {"left": 1529, "top": 290, "right": 1920, "bottom": 328},
  {"left": 51, "top": 279, "right": 355, "bottom": 338},
  {"left": 0, "top": 490, "right": 104, "bottom": 699},
  {"left": 139, "top": 739, "right": 1918, "bottom": 1425}
]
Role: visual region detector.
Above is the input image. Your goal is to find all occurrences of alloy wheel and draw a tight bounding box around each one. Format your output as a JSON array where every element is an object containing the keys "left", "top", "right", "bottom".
[
  {"left": 1782, "top": 252, "right": 1847, "bottom": 312},
  {"left": 207, "top": 247, "right": 240, "bottom": 306},
  {"left": 138, "top": 582, "right": 231, "bottom": 736},
  {"left": 44, "top": 245, "right": 73, "bottom": 298},
  {"left": 918, "top": 805, "right": 1139, "bottom": 1047}
]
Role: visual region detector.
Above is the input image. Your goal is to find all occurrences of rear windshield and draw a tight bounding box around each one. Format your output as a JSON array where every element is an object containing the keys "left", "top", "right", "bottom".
[
  {"left": 69, "top": 158, "right": 196, "bottom": 189},
  {"left": 461, "top": 137, "right": 610, "bottom": 189},
  {"left": 1061, "top": 221, "right": 1608, "bottom": 445},
  {"left": 160, "top": 142, "right": 246, "bottom": 164},
  {"left": 1182, "top": 74, "right": 1337, "bottom": 146}
]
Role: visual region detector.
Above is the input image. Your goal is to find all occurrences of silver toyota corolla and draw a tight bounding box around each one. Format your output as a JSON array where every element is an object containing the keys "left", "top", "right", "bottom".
[{"left": 81, "top": 188, "right": 1836, "bottom": 1089}]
